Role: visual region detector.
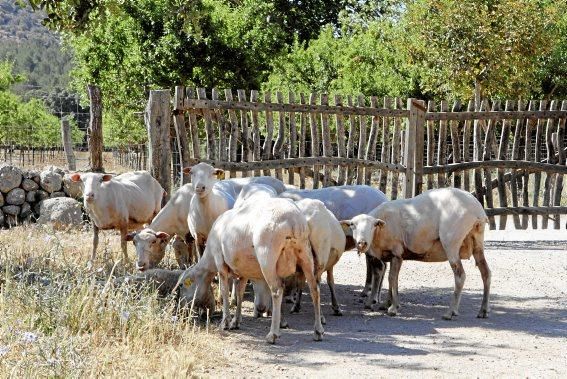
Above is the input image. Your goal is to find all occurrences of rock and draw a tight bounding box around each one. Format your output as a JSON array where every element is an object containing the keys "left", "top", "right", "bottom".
[
  {"left": 37, "top": 190, "right": 49, "bottom": 201},
  {"left": 2, "top": 205, "right": 21, "bottom": 216},
  {"left": 0, "top": 210, "right": 4, "bottom": 226},
  {"left": 0, "top": 165, "right": 23, "bottom": 193},
  {"left": 23, "top": 170, "right": 41, "bottom": 183},
  {"left": 6, "top": 188, "right": 25, "bottom": 205},
  {"left": 50, "top": 191, "right": 66, "bottom": 198},
  {"left": 45, "top": 165, "right": 66, "bottom": 177},
  {"left": 26, "top": 190, "right": 37, "bottom": 203},
  {"left": 40, "top": 167, "right": 63, "bottom": 193},
  {"left": 20, "top": 202, "right": 32, "bottom": 218},
  {"left": 0, "top": 192, "right": 3, "bottom": 207},
  {"left": 62, "top": 174, "right": 83, "bottom": 199},
  {"left": 37, "top": 197, "right": 83, "bottom": 230},
  {"left": 21, "top": 178, "right": 39, "bottom": 191}
]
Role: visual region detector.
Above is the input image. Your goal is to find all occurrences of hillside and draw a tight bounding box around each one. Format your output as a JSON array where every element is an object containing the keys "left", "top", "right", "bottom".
[{"left": 0, "top": 0, "right": 72, "bottom": 92}]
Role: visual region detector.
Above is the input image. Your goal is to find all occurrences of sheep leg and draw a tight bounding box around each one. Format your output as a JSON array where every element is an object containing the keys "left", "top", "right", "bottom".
[
  {"left": 298, "top": 254, "right": 324, "bottom": 341},
  {"left": 361, "top": 253, "right": 373, "bottom": 297},
  {"left": 327, "top": 268, "right": 342, "bottom": 316},
  {"left": 473, "top": 246, "right": 491, "bottom": 318},
  {"left": 230, "top": 278, "right": 247, "bottom": 329},
  {"left": 443, "top": 256, "right": 466, "bottom": 320},
  {"left": 365, "top": 258, "right": 384, "bottom": 309},
  {"left": 290, "top": 284, "right": 303, "bottom": 313},
  {"left": 90, "top": 224, "right": 99, "bottom": 263},
  {"left": 387, "top": 256, "right": 403, "bottom": 316},
  {"left": 218, "top": 267, "right": 231, "bottom": 330},
  {"left": 375, "top": 260, "right": 386, "bottom": 304},
  {"left": 119, "top": 225, "right": 129, "bottom": 264}
]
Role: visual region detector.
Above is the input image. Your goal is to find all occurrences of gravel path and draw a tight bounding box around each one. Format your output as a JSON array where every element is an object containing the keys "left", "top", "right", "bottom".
[{"left": 202, "top": 231, "right": 567, "bottom": 377}]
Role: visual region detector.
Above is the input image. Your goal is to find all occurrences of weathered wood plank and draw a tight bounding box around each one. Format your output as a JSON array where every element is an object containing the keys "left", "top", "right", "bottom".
[
  {"left": 473, "top": 99, "right": 488, "bottom": 206},
  {"left": 346, "top": 95, "right": 358, "bottom": 185},
  {"left": 426, "top": 100, "right": 435, "bottom": 190},
  {"left": 413, "top": 99, "right": 426, "bottom": 196},
  {"left": 522, "top": 101, "right": 538, "bottom": 229},
  {"left": 211, "top": 89, "right": 228, "bottom": 162},
  {"left": 423, "top": 160, "right": 567, "bottom": 175},
  {"left": 462, "top": 100, "right": 474, "bottom": 191},
  {"left": 321, "top": 94, "right": 332, "bottom": 187},
  {"left": 553, "top": 100, "right": 567, "bottom": 229},
  {"left": 390, "top": 98, "right": 403, "bottom": 199},
  {"left": 496, "top": 100, "right": 513, "bottom": 229},
  {"left": 237, "top": 89, "right": 251, "bottom": 170},
  {"left": 449, "top": 101, "right": 462, "bottom": 188},
  {"left": 145, "top": 89, "right": 171, "bottom": 201},
  {"left": 273, "top": 92, "right": 286, "bottom": 180},
  {"left": 60, "top": 118, "right": 76, "bottom": 171},
  {"left": 379, "top": 97, "right": 392, "bottom": 193},
  {"left": 309, "top": 93, "right": 321, "bottom": 188},
  {"left": 510, "top": 100, "right": 525, "bottom": 228},
  {"left": 262, "top": 92, "right": 274, "bottom": 176},
  {"left": 288, "top": 92, "right": 298, "bottom": 186},
  {"left": 173, "top": 86, "right": 190, "bottom": 184},
  {"left": 426, "top": 109, "right": 567, "bottom": 121},
  {"left": 356, "top": 95, "right": 367, "bottom": 185},
  {"left": 483, "top": 101, "right": 499, "bottom": 229},
  {"left": 485, "top": 206, "right": 567, "bottom": 216},
  {"left": 404, "top": 98, "right": 418, "bottom": 198},
  {"left": 365, "top": 96, "right": 380, "bottom": 185},
  {"left": 224, "top": 89, "right": 239, "bottom": 178},
  {"left": 250, "top": 90, "right": 261, "bottom": 177},
  {"left": 335, "top": 95, "right": 347, "bottom": 184},
  {"left": 186, "top": 88, "right": 200, "bottom": 159},
  {"left": 299, "top": 93, "right": 307, "bottom": 189},
  {"left": 532, "top": 100, "right": 548, "bottom": 228},
  {"left": 437, "top": 100, "right": 448, "bottom": 187},
  {"left": 542, "top": 100, "right": 558, "bottom": 228},
  {"left": 197, "top": 88, "right": 216, "bottom": 160}
]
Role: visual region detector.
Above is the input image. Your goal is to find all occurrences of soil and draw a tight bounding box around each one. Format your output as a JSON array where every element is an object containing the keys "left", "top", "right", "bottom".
[{"left": 201, "top": 228, "right": 567, "bottom": 377}]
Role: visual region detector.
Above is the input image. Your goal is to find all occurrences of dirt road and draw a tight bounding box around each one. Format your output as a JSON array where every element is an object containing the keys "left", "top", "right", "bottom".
[{"left": 202, "top": 232, "right": 567, "bottom": 377}]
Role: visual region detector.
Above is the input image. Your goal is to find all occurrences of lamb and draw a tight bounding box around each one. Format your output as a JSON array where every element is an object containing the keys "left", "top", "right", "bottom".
[
  {"left": 183, "top": 163, "right": 288, "bottom": 255},
  {"left": 280, "top": 185, "right": 389, "bottom": 305},
  {"left": 288, "top": 199, "right": 346, "bottom": 319},
  {"left": 70, "top": 171, "right": 164, "bottom": 264},
  {"left": 126, "top": 184, "right": 196, "bottom": 271},
  {"left": 177, "top": 196, "right": 324, "bottom": 344},
  {"left": 340, "top": 187, "right": 491, "bottom": 320}
]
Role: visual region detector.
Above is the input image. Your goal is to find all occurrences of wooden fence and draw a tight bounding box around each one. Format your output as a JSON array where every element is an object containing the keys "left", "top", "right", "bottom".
[{"left": 144, "top": 86, "right": 567, "bottom": 230}]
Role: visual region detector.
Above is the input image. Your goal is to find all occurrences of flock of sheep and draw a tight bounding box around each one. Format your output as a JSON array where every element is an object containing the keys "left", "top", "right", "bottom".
[{"left": 69, "top": 163, "right": 491, "bottom": 344}]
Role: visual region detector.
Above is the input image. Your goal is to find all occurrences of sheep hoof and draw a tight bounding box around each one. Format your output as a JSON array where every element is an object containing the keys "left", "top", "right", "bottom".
[
  {"left": 333, "top": 308, "right": 343, "bottom": 316},
  {"left": 290, "top": 305, "right": 301, "bottom": 314},
  {"left": 387, "top": 305, "right": 398, "bottom": 316},
  {"left": 442, "top": 310, "right": 458, "bottom": 320},
  {"left": 266, "top": 332, "right": 278, "bottom": 344},
  {"left": 219, "top": 318, "right": 230, "bottom": 330},
  {"left": 364, "top": 301, "right": 374, "bottom": 310},
  {"left": 280, "top": 320, "right": 289, "bottom": 329},
  {"left": 477, "top": 309, "right": 489, "bottom": 318},
  {"left": 378, "top": 301, "right": 390, "bottom": 311},
  {"left": 360, "top": 290, "right": 369, "bottom": 298},
  {"left": 229, "top": 318, "right": 240, "bottom": 330},
  {"left": 313, "top": 328, "right": 324, "bottom": 341},
  {"left": 321, "top": 315, "right": 326, "bottom": 325}
]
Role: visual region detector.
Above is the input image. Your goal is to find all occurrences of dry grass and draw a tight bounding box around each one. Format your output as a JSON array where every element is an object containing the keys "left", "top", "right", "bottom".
[{"left": 0, "top": 226, "right": 226, "bottom": 377}]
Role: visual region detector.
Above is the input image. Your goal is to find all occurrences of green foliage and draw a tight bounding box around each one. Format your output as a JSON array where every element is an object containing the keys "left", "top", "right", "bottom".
[{"left": 103, "top": 108, "right": 146, "bottom": 148}]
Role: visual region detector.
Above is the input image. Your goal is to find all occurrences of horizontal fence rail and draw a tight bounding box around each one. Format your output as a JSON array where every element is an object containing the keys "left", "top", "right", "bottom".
[{"left": 144, "top": 86, "right": 567, "bottom": 230}]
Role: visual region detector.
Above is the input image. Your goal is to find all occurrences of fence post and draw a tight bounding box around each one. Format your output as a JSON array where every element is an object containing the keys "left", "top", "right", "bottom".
[
  {"left": 145, "top": 90, "right": 171, "bottom": 202},
  {"left": 60, "top": 118, "right": 76, "bottom": 171},
  {"left": 404, "top": 99, "right": 426, "bottom": 198},
  {"left": 87, "top": 84, "right": 103, "bottom": 172},
  {"left": 173, "top": 86, "right": 190, "bottom": 184}
]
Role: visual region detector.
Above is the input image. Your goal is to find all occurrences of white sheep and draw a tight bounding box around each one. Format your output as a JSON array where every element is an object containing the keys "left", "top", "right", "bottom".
[
  {"left": 280, "top": 184, "right": 389, "bottom": 304},
  {"left": 70, "top": 171, "right": 164, "bottom": 264},
  {"left": 126, "top": 183, "right": 196, "bottom": 271},
  {"left": 341, "top": 187, "right": 491, "bottom": 320},
  {"left": 178, "top": 196, "right": 324, "bottom": 344}
]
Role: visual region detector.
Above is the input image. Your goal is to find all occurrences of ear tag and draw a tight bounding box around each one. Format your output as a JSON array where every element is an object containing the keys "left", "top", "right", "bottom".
[
  {"left": 216, "top": 171, "right": 225, "bottom": 180},
  {"left": 184, "top": 278, "right": 193, "bottom": 287}
]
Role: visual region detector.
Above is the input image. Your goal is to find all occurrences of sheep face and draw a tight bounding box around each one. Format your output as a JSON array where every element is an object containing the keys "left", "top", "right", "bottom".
[
  {"left": 70, "top": 172, "right": 112, "bottom": 204},
  {"left": 179, "top": 268, "right": 216, "bottom": 312},
  {"left": 127, "top": 229, "right": 169, "bottom": 271},
  {"left": 341, "top": 215, "right": 385, "bottom": 255},
  {"left": 182, "top": 163, "right": 224, "bottom": 198}
]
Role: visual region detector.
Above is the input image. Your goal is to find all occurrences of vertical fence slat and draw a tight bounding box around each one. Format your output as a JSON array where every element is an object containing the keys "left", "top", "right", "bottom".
[
  {"left": 532, "top": 100, "right": 548, "bottom": 228},
  {"left": 356, "top": 95, "right": 367, "bottom": 185},
  {"left": 321, "top": 94, "right": 332, "bottom": 187},
  {"left": 237, "top": 89, "right": 251, "bottom": 178},
  {"left": 224, "top": 89, "right": 239, "bottom": 178},
  {"left": 186, "top": 88, "right": 200, "bottom": 159},
  {"left": 462, "top": 100, "right": 474, "bottom": 192},
  {"left": 510, "top": 100, "right": 525, "bottom": 229},
  {"left": 335, "top": 95, "right": 347, "bottom": 185},
  {"left": 309, "top": 93, "right": 321, "bottom": 188},
  {"left": 496, "top": 100, "right": 514, "bottom": 229},
  {"left": 250, "top": 90, "right": 261, "bottom": 177},
  {"left": 273, "top": 92, "right": 286, "bottom": 181},
  {"left": 288, "top": 92, "right": 298, "bottom": 186},
  {"left": 426, "top": 100, "right": 435, "bottom": 190},
  {"left": 211, "top": 89, "right": 226, "bottom": 164},
  {"left": 299, "top": 93, "right": 307, "bottom": 189},
  {"left": 379, "top": 97, "right": 392, "bottom": 194},
  {"left": 450, "top": 101, "right": 462, "bottom": 188},
  {"left": 522, "top": 100, "right": 538, "bottom": 228},
  {"left": 197, "top": 88, "right": 216, "bottom": 160},
  {"left": 437, "top": 100, "right": 448, "bottom": 187},
  {"left": 542, "top": 100, "right": 558, "bottom": 228},
  {"left": 173, "top": 86, "right": 190, "bottom": 183},
  {"left": 483, "top": 101, "right": 499, "bottom": 230},
  {"left": 414, "top": 100, "right": 426, "bottom": 196},
  {"left": 553, "top": 100, "right": 567, "bottom": 229},
  {"left": 473, "top": 99, "right": 488, "bottom": 206},
  {"left": 346, "top": 95, "right": 358, "bottom": 185},
  {"left": 390, "top": 98, "right": 403, "bottom": 200},
  {"left": 262, "top": 92, "right": 274, "bottom": 176},
  {"left": 404, "top": 98, "right": 418, "bottom": 198},
  {"left": 365, "top": 96, "right": 379, "bottom": 185}
]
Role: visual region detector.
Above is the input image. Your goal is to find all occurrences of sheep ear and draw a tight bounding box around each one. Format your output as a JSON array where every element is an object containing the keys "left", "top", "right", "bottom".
[
  {"left": 156, "top": 231, "right": 170, "bottom": 240},
  {"left": 214, "top": 168, "right": 225, "bottom": 180},
  {"left": 339, "top": 220, "right": 352, "bottom": 234},
  {"left": 102, "top": 174, "right": 113, "bottom": 182},
  {"left": 182, "top": 166, "right": 192, "bottom": 174},
  {"left": 70, "top": 173, "right": 82, "bottom": 182},
  {"left": 126, "top": 232, "right": 137, "bottom": 241},
  {"left": 374, "top": 219, "right": 386, "bottom": 228}
]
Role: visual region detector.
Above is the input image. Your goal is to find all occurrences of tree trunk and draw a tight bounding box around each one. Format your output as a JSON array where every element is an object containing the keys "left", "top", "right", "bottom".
[{"left": 87, "top": 85, "right": 103, "bottom": 172}]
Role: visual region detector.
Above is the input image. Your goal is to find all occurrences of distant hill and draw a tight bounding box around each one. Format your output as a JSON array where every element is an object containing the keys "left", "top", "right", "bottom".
[{"left": 0, "top": 0, "right": 72, "bottom": 93}]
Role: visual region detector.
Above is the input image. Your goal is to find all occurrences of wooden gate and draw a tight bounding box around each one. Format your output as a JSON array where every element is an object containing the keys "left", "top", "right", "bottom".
[{"left": 146, "top": 87, "right": 567, "bottom": 230}]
